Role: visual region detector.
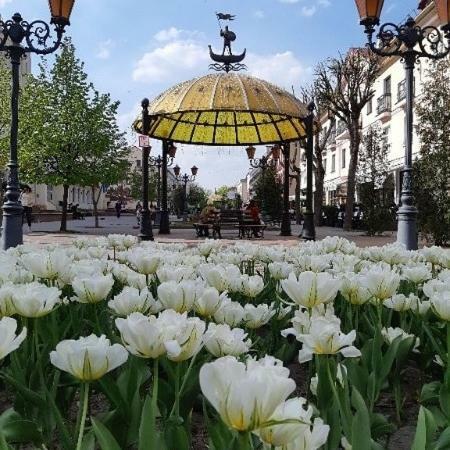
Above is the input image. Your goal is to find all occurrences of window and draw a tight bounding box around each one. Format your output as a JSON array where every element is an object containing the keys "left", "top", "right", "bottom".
[
  {"left": 382, "top": 126, "right": 390, "bottom": 151},
  {"left": 367, "top": 97, "right": 373, "bottom": 115},
  {"left": 136, "top": 159, "right": 141, "bottom": 168},
  {"left": 323, "top": 158, "right": 327, "bottom": 174},
  {"left": 341, "top": 149, "right": 346, "bottom": 168},
  {"left": 384, "top": 76, "right": 391, "bottom": 94},
  {"left": 331, "top": 154, "right": 336, "bottom": 173}
]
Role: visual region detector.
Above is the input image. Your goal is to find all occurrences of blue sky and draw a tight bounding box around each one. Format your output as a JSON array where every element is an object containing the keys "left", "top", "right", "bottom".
[{"left": 1, "top": 0, "right": 419, "bottom": 189}]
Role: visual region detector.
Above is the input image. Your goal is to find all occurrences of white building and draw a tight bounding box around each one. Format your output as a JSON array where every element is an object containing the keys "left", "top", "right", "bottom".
[{"left": 305, "top": 1, "right": 439, "bottom": 209}]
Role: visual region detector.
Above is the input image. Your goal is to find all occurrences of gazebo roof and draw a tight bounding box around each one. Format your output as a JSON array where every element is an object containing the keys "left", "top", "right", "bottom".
[{"left": 134, "top": 72, "right": 309, "bottom": 146}]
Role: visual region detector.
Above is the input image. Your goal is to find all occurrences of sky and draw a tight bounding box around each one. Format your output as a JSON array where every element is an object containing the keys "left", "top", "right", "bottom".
[{"left": 1, "top": 0, "right": 419, "bottom": 190}]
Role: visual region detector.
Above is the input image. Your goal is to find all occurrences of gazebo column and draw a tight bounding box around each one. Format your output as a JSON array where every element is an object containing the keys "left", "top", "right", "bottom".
[
  {"left": 280, "top": 142, "right": 292, "bottom": 236},
  {"left": 159, "top": 140, "right": 170, "bottom": 234}
]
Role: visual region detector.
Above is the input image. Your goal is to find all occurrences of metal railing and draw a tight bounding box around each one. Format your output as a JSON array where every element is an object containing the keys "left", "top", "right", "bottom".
[{"left": 377, "top": 93, "right": 392, "bottom": 115}]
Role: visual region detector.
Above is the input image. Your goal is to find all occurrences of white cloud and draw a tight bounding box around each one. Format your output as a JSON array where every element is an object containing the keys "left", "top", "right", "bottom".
[
  {"left": 0, "top": 0, "right": 12, "bottom": 7},
  {"left": 254, "top": 10, "right": 265, "bottom": 19},
  {"left": 96, "top": 39, "right": 114, "bottom": 59},
  {"left": 132, "top": 40, "right": 208, "bottom": 83},
  {"left": 301, "top": 6, "right": 317, "bottom": 17},
  {"left": 247, "top": 51, "right": 310, "bottom": 89},
  {"left": 154, "top": 27, "right": 203, "bottom": 42}
]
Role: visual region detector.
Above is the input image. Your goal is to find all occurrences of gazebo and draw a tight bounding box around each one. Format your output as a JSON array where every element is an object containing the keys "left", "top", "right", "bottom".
[{"left": 133, "top": 17, "right": 315, "bottom": 240}]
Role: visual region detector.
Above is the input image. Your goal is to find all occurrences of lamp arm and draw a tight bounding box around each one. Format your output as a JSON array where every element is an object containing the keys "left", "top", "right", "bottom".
[{"left": 24, "top": 20, "right": 66, "bottom": 55}]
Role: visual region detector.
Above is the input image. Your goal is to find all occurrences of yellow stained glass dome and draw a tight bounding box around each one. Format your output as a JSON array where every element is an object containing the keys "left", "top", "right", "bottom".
[{"left": 134, "top": 73, "right": 309, "bottom": 146}]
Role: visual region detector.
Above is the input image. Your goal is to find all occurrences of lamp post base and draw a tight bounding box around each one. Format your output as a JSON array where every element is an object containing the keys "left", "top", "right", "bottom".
[
  {"left": 280, "top": 212, "right": 292, "bottom": 236},
  {"left": 139, "top": 210, "right": 154, "bottom": 241},
  {"left": 1, "top": 202, "right": 23, "bottom": 250},
  {"left": 301, "top": 211, "right": 315, "bottom": 241},
  {"left": 396, "top": 206, "right": 418, "bottom": 250},
  {"left": 159, "top": 211, "right": 170, "bottom": 234}
]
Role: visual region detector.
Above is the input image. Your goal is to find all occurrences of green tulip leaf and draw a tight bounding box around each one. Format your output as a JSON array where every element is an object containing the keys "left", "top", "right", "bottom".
[
  {"left": 91, "top": 418, "right": 122, "bottom": 450},
  {"left": 351, "top": 387, "right": 371, "bottom": 450},
  {"left": 411, "top": 406, "right": 437, "bottom": 450}
]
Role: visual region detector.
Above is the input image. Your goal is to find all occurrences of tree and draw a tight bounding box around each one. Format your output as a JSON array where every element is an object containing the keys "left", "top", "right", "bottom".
[
  {"left": 18, "top": 38, "right": 125, "bottom": 231},
  {"left": 128, "top": 168, "right": 158, "bottom": 204},
  {"left": 254, "top": 168, "right": 283, "bottom": 220},
  {"left": 357, "top": 124, "right": 393, "bottom": 236},
  {"left": 414, "top": 58, "right": 450, "bottom": 245},
  {"left": 314, "top": 49, "right": 379, "bottom": 230}
]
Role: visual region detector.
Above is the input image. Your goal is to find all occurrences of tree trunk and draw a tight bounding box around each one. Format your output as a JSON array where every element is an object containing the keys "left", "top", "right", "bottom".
[
  {"left": 92, "top": 185, "right": 99, "bottom": 228},
  {"left": 314, "top": 135, "right": 325, "bottom": 227},
  {"left": 343, "top": 121, "right": 361, "bottom": 231},
  {"left": 60, "top": 183, "right": 69, "bottom": 232}
]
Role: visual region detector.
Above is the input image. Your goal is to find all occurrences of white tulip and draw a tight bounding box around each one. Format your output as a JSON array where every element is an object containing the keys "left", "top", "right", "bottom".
[
  {"left": 258, "top": 397, "right": 312, "bottom": 446},
  {"left": 241, "top": 275, "right": 265, "bottom": 298},
  {"left": 200, "top": 355, "right": 295, "bottom": 431},
  {"left": 430, "top": 291, "right": 450, "bottom": 321},
  {"left": 381, "top": 327, "right": 419, "bottom": 350},
  {"left": 158, "top": 310, "right": 205, "bottom": 361},
  {"left": 423, "top": 279, "right": 448, "bottom": 299},
  {"left": 363, "top": 268, "right": 400, "bottom": 302},
  {"left": 0, "top": 317, "right": 27, "bottom": 360},
  {"left": 194, "top": 287, "right": 225, "bottom": 317},
  {"left": 50, "top": 335, "right": 128, "bottom": 381},
  {"left": 244, "top": 304, "right": 276, "bottom": 329},
  {"left": 157, "top": 279, "right": 204, "bottom": 313},
  {"left": 384, "top": 293, "right": 419, "bottom": 312},
  {"left": 128, "top": 251, "right": 161, "bottom": 275},
  {"left": 0, "top": 283, "right": 16, "bottom": 317},
  {"left": 108, "top": 287, "right": 160, "bottom": 316},
  {"left": 297, "top": 316, "right": 361, "bottom": 363},
  {"left": 204, "top": 323, "right": 251, "bottom": 357},
  {"left": 72, "top": 274, "right": 114, "bottom": 304},
  {"left": 401, "top": 265, "right": 432, "bottom": 284},
  {"left": 115, "top": 312, "right": 167, "bottom": 359},
  {"left": 275, "top": 418, "right": 330, "bottom": 450},
  {"left": 12, "top": 282, "right": 61, "bottom": 318},
  {"left": 157, "top": 266, "right": 195, "bottom": 283},
  {"left": 268, "top": 262, "right": 293, "bottom": 280},
  {"left": 214, "top": 300, "right": 245, "bottom": 327},
  {"left": 21, "top": 250, "right": 71, "bottom": 280},
  {"left": 340, "top": 274, "right": 371, "bottom": 305}
]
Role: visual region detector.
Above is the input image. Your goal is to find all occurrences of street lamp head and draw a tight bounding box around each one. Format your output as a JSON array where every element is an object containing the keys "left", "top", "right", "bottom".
[
  {"left": 354, "top": 0, "right": 384, "bottom": 26},
  {"left": 173, "top": 165, "right": 181, "bottom": 177},
  {"left": 434, "top": 0, "right": 450, "bottom": 30},
  {"left": 271, "top": 144, "right": 281, "bottom": 161},
  {"left": 191, "top": 165, "right": 198, "bottom": 176},
  {"left": 48, "top": 0, "right": 75, "bottom": 26},
  {"left": 245, "top": 145, "right": 256, "bottom": 160},
  {"left": 141, "top": 98, "right": 150, "bottom": 109},
  {"left": 168, "top": 143, "right": 177, "bottom": 158}
]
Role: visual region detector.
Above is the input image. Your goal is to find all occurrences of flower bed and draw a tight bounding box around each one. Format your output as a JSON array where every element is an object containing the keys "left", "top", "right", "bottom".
[{"left": 0, "top": 234, "right": 449, "bottom": 449}]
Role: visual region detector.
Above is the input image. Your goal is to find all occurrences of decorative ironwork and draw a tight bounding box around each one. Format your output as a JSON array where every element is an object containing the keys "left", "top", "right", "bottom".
[
  {"left": 208, "top": 14, "right": 247, "bottom": 73},
  {"left": 249, "top": 155, "right": 277, "bottom": 171}
]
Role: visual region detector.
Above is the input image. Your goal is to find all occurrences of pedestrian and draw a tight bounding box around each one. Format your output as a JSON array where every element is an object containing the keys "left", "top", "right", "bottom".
[
  {"left": 136, "top": 202, "right": 142, "bottom": 226},
  {"left": 19, "top": 186, "right": 34, "bottom": 232},
  {"left": 115, "top": 201, "right": 121, "bottom": 218}
]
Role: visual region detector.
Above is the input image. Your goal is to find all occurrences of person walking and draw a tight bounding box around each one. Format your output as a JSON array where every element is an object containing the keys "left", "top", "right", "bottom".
[
  {"left": 20, "top": 186, "right": 34, "bottom": 232},
  {"left": 136, "top": 202, "right": 142, "bottom": 226},
  {"left": 115, "top": 201, "right": 122, "bottom": 219}
]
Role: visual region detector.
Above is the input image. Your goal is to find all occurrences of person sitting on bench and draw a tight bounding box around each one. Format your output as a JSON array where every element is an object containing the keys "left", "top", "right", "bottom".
[
  {"left": 198, "top": 203, "right": 218, "bottom": 237},
  {"left": 245, "top": 199, "right": 262, "bottom": 237},
  {"left": 71, "top": 203, "right": 84, "bottom": 220}
]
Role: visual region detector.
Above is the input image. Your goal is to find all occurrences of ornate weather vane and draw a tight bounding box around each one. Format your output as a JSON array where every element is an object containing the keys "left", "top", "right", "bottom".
[{"left": 208, "top": 12, "right": 247, "bottom": 73}]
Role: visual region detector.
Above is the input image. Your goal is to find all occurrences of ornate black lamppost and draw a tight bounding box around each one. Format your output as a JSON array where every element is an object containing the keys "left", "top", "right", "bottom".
[
  {"left": 174, "top": 165, "right": 198, "bottom": 220},
  {"left": 301, "top": 102, "right": 316, "bottom": 241},
  {"left": 279, "top": 143, "right": 293, "bottom": 236},
  {"left": 149, "top": 142, "right": 176, "bottom": 234},
  {"left": 355, "top": 0, "right": 450, "bottom": 250},
  {"left": 245, "top": 145, "right": 280, "bottom": 171},
  {"left": 139, "top": 99, "right": 154, "bottom": 241},
  {"left": 0, "top": 1, "right": 75, "bottom": 249}
]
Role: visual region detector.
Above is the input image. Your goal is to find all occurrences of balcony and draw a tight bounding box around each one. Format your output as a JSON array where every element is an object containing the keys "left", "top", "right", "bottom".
[
  {"left": 397, "top": 79, "right": 415, "bottom": 106},
  {"left": 377, "top": 93, "right": 392, "bottom": 122}
]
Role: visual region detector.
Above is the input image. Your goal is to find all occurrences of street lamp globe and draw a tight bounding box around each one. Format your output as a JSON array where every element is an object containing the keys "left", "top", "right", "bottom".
[
  {"left": 245, "top": 145, "right": 256, "bottom": 160},
  {"left": 48, "top": 0, "right": 76, "bottom": 25},
  {"left": 434, "top": 0, "right": 450, "bottom": 29},
  {"left": 168, "top": 143, "right": 177, "bottom": 158},
  {"left": 191, "top": 166, "right": 199, "bottom": 176},
  {"left": 174, "top": 165, "right": 181, "bottom": 177},
  {"left": 354, "top": 0, "right": 384, "bottom": 25}
]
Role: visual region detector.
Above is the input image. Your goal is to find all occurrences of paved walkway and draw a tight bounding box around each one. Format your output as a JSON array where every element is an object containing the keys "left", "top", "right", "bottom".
[{"left": 22, "top": 214, "right": 397, "bottom": 247}]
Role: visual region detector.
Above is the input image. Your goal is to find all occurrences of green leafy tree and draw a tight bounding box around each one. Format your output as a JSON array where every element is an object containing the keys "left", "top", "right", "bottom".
[
  {"left": 254, "top": 168, "right": 283, "bottom": 220},
  {"left": 357, "top": 124, "right": 393, "bottom": 236},
  {"left": 128, "top": 168, "right": 158, "bottom": 205},
  {"left": 314, "top": 50, "right": 380, "bottom": 230},
  {"left": 414, "top": 58, "right": 450, "bottom": 245},
  {"left": 187, "top": 183, "right": 209, "bottom": 210}
]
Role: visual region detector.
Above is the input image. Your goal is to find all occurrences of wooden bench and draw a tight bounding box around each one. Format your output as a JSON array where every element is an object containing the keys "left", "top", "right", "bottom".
[{"left": 236, "top": 222, "right": 267, "bottom": 239}]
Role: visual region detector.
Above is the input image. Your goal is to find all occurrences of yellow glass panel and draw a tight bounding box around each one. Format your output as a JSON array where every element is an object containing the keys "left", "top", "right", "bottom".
[
  {"left": 213, "top": 76, "right": 248, "bottom": 110},
  {"left": 170, "top": 123, "right": 194, "bottom": 142},
  {"left": 179, "top": 112, "right": 201, "bottom": 124},
  {"left": 235, "top": 112, "right": 253, "bottom": 125},
  {"left": 215, "top": 126, "right": 237, "bottom": 145},
  {"left": 154, "top": 118, "right": 177, "bottom": 139},
  {"left": 197, "top": 112, "right": 216, "bottom": 126},
  {"left": 179, "top": 75, "right": 217, "bottom": 111},
  {"left": 238, "top": 126, "right": 259, "bottom": 144},
  {"left": 276, "top": 120, "right": 298, "bottom": 139},
  {"left": 216, "top": 112, "right": 235, "bottom": 126},
  {"left": 242, "top": 78, "right": 277, "bottom": 113},
  {"left": 192, "top": 125, "right": 214, "bottom": 144},
  {"left": 258, "top": 123, "right": 281, "bottom": 143}
]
